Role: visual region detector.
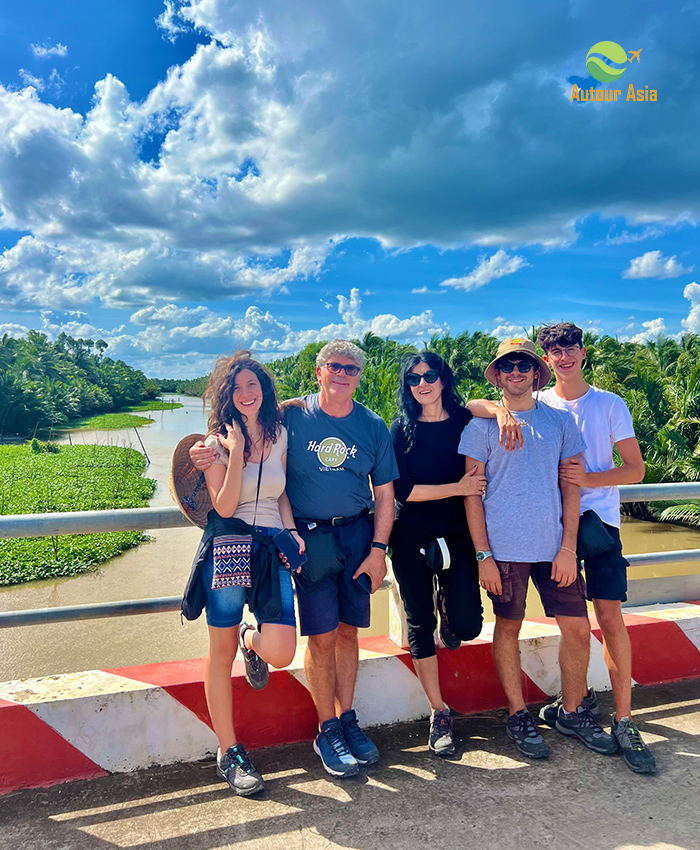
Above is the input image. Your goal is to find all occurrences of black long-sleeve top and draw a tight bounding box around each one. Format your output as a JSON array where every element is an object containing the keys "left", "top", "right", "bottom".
[{"left": 390, "top": 406, "right": 473, "bottom": 537}]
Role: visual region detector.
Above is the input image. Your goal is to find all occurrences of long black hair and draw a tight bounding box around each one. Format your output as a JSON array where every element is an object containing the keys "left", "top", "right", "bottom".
[
  {"left": 397, "top": 351, "right": 464, "bottom": 451},
  {"left": 204, "top": 350, "right": 281, "bottom": 463}
]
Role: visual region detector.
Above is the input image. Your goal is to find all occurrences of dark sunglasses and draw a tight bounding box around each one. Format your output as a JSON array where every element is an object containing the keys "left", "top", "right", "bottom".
[
  {"left": 406, "top": 369, "right": 440, "bottom": 386},
  {"left": 497, "top": 360, "right": 535, "bottom": 373},
  {"left": 325, "top": 361, "right": 361, "bottom": 377}
]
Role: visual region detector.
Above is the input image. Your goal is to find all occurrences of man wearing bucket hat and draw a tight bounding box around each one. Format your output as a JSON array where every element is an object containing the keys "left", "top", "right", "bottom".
[{"left": 459, "top": 338, "right": 618, "bottom": 760}]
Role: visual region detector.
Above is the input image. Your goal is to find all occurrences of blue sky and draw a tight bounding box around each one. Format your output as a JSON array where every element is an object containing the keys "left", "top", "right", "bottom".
[{"left": 0, "top": 0, "right": 698, "bottom": 376}]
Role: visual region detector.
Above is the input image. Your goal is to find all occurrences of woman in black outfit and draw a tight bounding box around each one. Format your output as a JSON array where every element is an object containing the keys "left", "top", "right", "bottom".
[{"left": 390, "top": 352, "right": 486, "bottom": 757}]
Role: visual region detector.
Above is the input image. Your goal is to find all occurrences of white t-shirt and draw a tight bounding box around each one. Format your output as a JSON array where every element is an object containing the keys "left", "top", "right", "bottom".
[
  {"left": 540, "top": 386, "right": 636, "bottom": 528},
  {"left": 204, "top": 426, "right": 287, "bottom": 528}
]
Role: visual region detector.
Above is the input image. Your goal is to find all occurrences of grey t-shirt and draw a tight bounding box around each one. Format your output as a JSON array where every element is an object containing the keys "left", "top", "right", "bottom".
[
  {"left": 458, "top": 404, "right": 586, "bottom": 562},
  {"left": 283, "top": 394, "right": 399, "bottom": 520}
]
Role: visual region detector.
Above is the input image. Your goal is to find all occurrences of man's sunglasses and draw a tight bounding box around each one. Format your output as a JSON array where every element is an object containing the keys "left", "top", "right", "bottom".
[
  {"left": 406, "top": 369, "right": 440, "bottom": 386},
  {"left": 496, "top": 359, "right": 535, "bottom": 373},
  {"left": 325, "top": 362, "right": 361, "bottom": 377}
]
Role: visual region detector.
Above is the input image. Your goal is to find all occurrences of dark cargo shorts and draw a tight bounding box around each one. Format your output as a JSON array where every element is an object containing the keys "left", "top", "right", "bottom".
[
  {"left": 581, "top": 523, "right": 629, "bottom": 602},
  {"left": 489, "top": 560, "right": 588, "bottom": 621}
]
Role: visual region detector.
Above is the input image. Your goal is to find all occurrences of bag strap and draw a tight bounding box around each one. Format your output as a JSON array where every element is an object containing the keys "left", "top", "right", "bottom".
[{"left": 252, "top": 448, "right": 264, "bottom": 528}]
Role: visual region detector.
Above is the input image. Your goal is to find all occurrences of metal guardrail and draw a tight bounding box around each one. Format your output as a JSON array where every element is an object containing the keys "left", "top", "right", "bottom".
[{"left": 1, "top": 481, "right": 700, "bottom": 628}]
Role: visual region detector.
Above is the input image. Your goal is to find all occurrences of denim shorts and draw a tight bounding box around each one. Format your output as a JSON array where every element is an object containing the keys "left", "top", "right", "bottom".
[
  {"left": 489, "top": 560, "right": 588, "bottom": 621},
  {"left": 200, "top": 526, "right": 296, "bottom": 629},
  {"left": 293, "top": 515, "right": 374, "bottom": 636},
  {"left": 581, "top": 523, "right": 629, "bottom": 602}
]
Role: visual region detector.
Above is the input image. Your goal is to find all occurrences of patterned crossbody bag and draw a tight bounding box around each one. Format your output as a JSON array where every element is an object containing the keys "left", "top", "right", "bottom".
[{"left": 211, "top": 451, "right": 264, "bottom": 590}]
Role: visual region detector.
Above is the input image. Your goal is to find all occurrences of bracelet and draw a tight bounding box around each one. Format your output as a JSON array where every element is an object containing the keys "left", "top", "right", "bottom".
[
  {"left": 285, "top": 527, "right": 297, "bottom": 532},
  {"left": 561, "top": 545, "right": 577, "bottom": 555}
]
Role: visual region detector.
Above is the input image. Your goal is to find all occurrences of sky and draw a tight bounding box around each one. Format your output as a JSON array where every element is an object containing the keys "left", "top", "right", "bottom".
[{"left": 0, "top": 0, "right": 698, "bottom": 377}]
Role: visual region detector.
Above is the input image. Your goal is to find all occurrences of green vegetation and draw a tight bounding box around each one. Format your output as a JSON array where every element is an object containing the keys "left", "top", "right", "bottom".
[
  {"left": 0, "top": 443, "right": 156, "bottom": 585},
  {"left": 128, "top": 400, "right": 183, "bottom": 412},
  {"left": 156, "top": 376, "right": 208, "bottom": 397},
  {"left": 0, "top": 331, "right": 161, "bottom": 437},
  {"left": 70, "top": 413, "right": 155, "bottom": 431}
]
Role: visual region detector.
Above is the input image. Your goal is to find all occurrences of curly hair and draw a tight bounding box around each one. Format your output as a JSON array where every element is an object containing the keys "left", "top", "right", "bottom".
[
  {"left": 203, "top": 351, "right": 281, "bottom": 463},
  {"left": 537, "top": 322, "right": 583, "bottom": 352},
  {"left": 397, "top": 351, "right": 464, "bottom": 452},
  {"left": 316, "top": 339, "right": 365, "bottom": 371}
]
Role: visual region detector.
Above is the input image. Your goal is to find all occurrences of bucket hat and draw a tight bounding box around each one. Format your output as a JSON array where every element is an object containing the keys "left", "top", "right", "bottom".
[
  {"left": 169, "top": 433, "right": 212, "bottom": 529},
  {"left": 484, "top": 338, "right": 551, "bottom": 391}
]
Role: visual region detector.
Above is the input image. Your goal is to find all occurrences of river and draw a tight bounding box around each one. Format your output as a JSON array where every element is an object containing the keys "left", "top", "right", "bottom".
[{"left": 1, "top": 396, "right": 699, "bottom": 681}]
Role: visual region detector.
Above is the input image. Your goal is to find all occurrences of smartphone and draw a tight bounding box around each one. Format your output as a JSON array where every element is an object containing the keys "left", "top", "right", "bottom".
[
  {"left": 273, "top": 528, "right": 308, "bottom": 572},
  {"left": 354, "top": 571, "right": 372, "bottom": 594}
]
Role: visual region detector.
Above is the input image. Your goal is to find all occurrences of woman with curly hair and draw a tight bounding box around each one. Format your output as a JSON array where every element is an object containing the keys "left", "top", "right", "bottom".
[
  {"left": 389, "top": 351, "right": 487, "bottom": 757},
  {"left": 197, "top": 351, "right": 304, "bottom": 796}
]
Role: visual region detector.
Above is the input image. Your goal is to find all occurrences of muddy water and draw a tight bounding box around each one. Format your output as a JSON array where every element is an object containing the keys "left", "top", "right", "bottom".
[{"left": 1, "top": 397, "right": 699, "bottom": 681}]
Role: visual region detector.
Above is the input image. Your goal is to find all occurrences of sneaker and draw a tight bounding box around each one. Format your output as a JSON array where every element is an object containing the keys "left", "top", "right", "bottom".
[
  {"left": 437, "top": 589, "right": 461, "bottom": 650},
  {"left": 428, "top": 707, "right": 456, "bottom": 757},
  {"left": 506, "top": 709, "right": 550, "bottom": 759},
  {"left": 238, "top": 622, "right": 269, "bottom": 690},
  {"left": 539, "top": 687, "right": 598, "bottom": 728},
  {"left": 313, "top": 717, "right": 360, "bottom": 778},
  {"left": 340, "top": 708, "right": 379, "bottom": 765},
  {"left": 217, "top": 744, "right": 265, "bottom": 796},
  {"left": 555, "top": 705, "right": 619, "bottom": 754},
  {"left": 611, "top": 715, "right": 657, "bottom": 775}
]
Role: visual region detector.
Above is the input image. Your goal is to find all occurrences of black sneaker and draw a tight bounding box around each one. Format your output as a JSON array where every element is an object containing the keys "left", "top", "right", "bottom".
[
  {"left": 555, "top": 705, "right": 618, "bottom": 754},
  {"left": 340, "top": 709, "right": 379, "bottom": 765},
  {"left": 611, "top": 715, "right": 657, "bottom": 775},
  {"left": 217, "top": 744, "right": 265, "bottom": 796},
  {"left": 506, "top": 709, "right": 550, "bottom": 759},
  {"left": 428, "top": 707, "right": 456, "bottom": 757},
  {"left": 238, "top": 622, "right": 269, "bottom": 690},
  {"left": 437, "top": 589, "right": 461, "bottom": 650},
  {"left": 539, "top": 688, "right": 598, "bottom": 728}
]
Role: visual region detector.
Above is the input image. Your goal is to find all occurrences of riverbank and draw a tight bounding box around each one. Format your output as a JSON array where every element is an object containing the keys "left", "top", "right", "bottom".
[{"left": 0, "top": 444, "right": 156, "bottom": 585}]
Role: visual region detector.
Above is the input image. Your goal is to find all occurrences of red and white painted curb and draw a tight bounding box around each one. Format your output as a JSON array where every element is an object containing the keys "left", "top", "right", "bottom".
[{"left": 1, "top": 601, "right": 699, "bottom": 795}]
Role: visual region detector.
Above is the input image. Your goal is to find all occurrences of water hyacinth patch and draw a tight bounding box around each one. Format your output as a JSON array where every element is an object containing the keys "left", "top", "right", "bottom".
[{"left": 0, "top": 444, "right": 156, "bottom": 585}]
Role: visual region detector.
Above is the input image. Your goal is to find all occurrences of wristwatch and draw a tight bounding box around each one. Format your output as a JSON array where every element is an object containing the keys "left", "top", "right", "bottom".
[
  {"left": 475, "top": 550, "right": 493, "bottom": 562},
  {"left": 371, "top": 541, "right": 388, "bottom": 552}
]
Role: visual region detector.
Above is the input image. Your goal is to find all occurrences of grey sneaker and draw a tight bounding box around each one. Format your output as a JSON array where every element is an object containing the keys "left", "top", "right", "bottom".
[
  {"left": 238, "top": 622, "right": 269, "bottom": 690},
  {"left": 539, "top": 688, "right": 598, "bottom": 728},
  {"left": 217, "top": 744, "right": 265, "bottom": 796},
  {"left": 429, "top": 707, "right": 456, "bottom": 757},
  {"left": 555, "top": 705, "right": 618, "bottom": 754},
  {"left": 506, "top": 709, "right": 550, "bottom": 759},
  {"left": 611, "top": 715, "right": 656, "bottom": 775}
]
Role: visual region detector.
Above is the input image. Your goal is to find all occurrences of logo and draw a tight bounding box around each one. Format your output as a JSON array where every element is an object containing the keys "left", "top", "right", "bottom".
[
  {"left": 307, "top": 437, "right": 358, "bottom": 468},
  {"left": 571, "top": 42, "right": 655, "bottom": 103},
  {"left": 586, "top": 41, "right": 629, "bottom": 82}
]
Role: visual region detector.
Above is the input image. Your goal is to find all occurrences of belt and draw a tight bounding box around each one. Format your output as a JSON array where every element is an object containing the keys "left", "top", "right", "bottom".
[{"left": 301, "top": 508, "right": 369, "bottom": 528}]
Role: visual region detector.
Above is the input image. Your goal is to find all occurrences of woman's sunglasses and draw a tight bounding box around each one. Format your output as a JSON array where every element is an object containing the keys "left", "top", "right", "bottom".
[
  {"left": 406, "top": 369, "right": 440, "bottom": 386},
  {"left": 325, "top": 362, "right": 361, "bottom": 377},
  {"left": 496, "top": 359, "right": 535, "bottom": 374}
]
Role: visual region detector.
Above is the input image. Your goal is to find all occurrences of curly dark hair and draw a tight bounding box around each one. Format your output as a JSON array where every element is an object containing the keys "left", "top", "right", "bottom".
[
  {"left": 397, "top": 351, "right": 464, "bottom": 451},
  {"left": 537, "top": 322, "right": 583, "bottom": 352},
  {"left": 203, "top": 351, "right": 281, "bottom": 463}
]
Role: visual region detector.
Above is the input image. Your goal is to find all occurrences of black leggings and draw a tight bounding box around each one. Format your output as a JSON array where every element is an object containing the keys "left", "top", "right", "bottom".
[{"left": 389, "top": 527, "right": 483, "bottom": 659}]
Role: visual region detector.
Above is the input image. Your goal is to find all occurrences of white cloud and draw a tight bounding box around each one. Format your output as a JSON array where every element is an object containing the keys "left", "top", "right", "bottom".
[
  {"left": 622, "top": 250, "right": 694, "bottom": 280},
  {"left": 0, "top": 322, "right": 30, "bottom": 338},
  {"left": 628, "top": 318, "right": 668, "bottom": 344},
  {"left": 18, "top": 70, "right": 45, "bottom": 91},
  {"left": 0, "top": 2, "right": 697, "bottom": 315},
  {"left": 440, "top": 250, "right": 528, "bottom": 292},
  {"left": 30, "top": 43, "right": 68, "bottom": 59},
  {"left": 411, "top": 286, "right": 429, "bottom": 294},
  {"left": 491, "top": 322, "right": 525, "bottom": 340},
  {"left": 682, "top": 282, "right": 700, "bottom": 335},
  {"left": 155, "top": 1, "right": 190, "bottom": 41},
  {"left": 604, "top": 213, "right": 697, "bottom": 245}
]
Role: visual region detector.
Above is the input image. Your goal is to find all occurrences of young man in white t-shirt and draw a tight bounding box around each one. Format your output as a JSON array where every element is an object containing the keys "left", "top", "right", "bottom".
[{"left": 535, "top": 322, "right": 655, "bottom": 775}]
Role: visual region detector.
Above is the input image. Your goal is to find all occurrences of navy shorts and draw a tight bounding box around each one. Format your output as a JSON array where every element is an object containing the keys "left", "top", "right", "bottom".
[
  {"left": 293, "top": 515, "right": 374, "bottom": 636},
  {"left": 201, "top": 526, "right": 296, "bottom": 629},
  {"left": 581, "top": 523, "right": 629, "bottom": 602}
]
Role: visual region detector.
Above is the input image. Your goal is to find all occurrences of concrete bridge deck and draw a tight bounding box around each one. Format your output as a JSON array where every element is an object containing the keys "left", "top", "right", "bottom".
[{"left": 1, "top": 680, "right": 698, "bottom": 850}]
